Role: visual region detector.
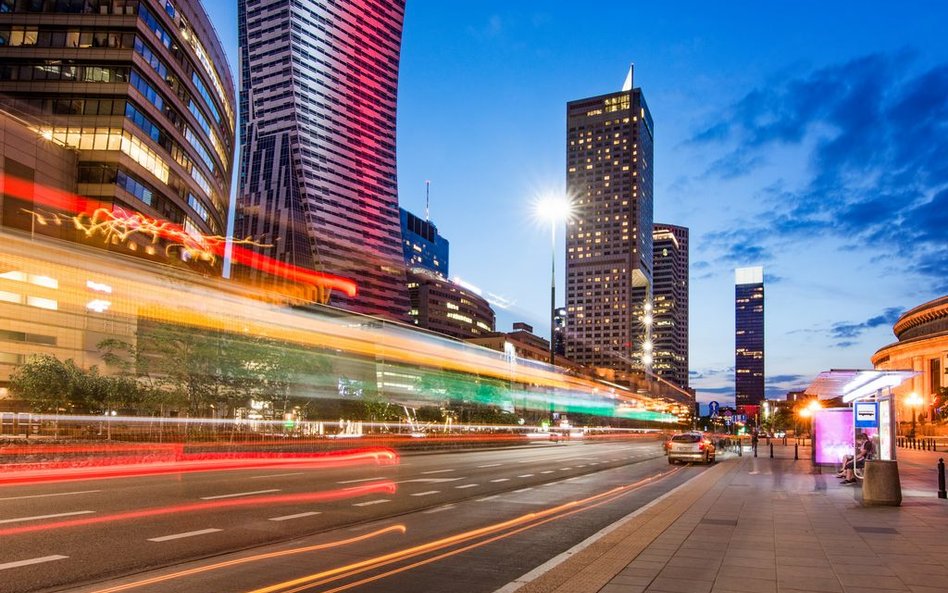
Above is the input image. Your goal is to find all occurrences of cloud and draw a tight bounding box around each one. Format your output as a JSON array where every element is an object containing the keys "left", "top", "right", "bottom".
[
  {"left": 689, "top": 51, "right": 948, "bottom": 290},
  {"left": 829, "top": 307, "right": 902, "bottom": 344}
]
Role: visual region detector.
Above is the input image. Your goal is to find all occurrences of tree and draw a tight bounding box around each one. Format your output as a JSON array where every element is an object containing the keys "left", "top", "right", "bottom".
[{"left": 8, "top": 354, "right": 79, "bottom": 414}]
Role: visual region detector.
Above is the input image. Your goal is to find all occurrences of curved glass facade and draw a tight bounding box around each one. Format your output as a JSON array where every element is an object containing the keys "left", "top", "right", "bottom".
[
  {"left": 0, "top": 0, "right": 235, "bottom": 268},
  {"left": 236, "top": 0, "right": 410, "bottom": 321}
]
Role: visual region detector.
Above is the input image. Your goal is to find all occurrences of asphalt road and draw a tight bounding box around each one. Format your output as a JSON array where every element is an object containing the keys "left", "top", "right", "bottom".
[{"left": 0, "top": 439, "right": 710, "bottom": 593}]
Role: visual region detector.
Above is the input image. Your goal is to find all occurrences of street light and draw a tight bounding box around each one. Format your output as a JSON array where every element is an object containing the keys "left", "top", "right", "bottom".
[
  {"left": 797, "top": 399, "right": 821, "bottom": 445},
  {"left": 906, "top": 391, "right": 923, "bottom": 439},
  {"left": 535, "top": 195, "right": 572, "bottom": 367}
]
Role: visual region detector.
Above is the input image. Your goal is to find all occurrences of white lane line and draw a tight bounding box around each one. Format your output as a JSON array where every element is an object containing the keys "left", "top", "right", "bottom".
[
  {"left": 423, "top": 505, "right": 455, "bottom": 514},
  {"left": 337, "top": 477, "right": 384, "bottom": 484},
  {"left": 560, "top": 467, "right": 573, "bottom": 471},
  {"left": 353, "top": 499, "right": 390, "bottom": 507},
  {"left": 517, "top": 474, "right": 535, "bottom": 478},
  {"left": 540, "top": 470, "right": 555, "bottom": 474},
  {"left": 477, "top": 495, "right": 500, "bottom": 502},
  {"left": 148, "top": 528, "right": 221, "bottom": 542},
  {"left": 513, "top": 488, "right": 533, "bottom": 493},
  {"left": 477, "top": 463, "right": 502, "bottom": 468},
  {"left": 0, "top": 556, "right": 69, "bottom": 571},
  {"left": 577, "top": 464, "right": 587, "bottom": 468},
  {"left": 0, "top": 490, "right": 101, "bottom": 501},
  {"left": 398, "top": 478, "right": 464, "bottom": 484},
  {"left": 410, "top": 490, "right": 440, "bottom": 497},
  {"left": 420, "top": 469, "right": 455, "bottom": 475},
  {"left": 200, "top": 489, "right": 280, "bottom": 500},
  {"left": 0, "top": 511, "right": 94, "bottom": 525},
  {"left": 269, "top": 511, "right": 322, "bottom": 522},
  {"left": 455, "top": 484, "right": 478, "bottom": 489},
  {"left": 490, "top": 478, "right": 510, "bottom": 483},
  {"left": 250, "top": 472, "right": 304, "bottom": 480}
]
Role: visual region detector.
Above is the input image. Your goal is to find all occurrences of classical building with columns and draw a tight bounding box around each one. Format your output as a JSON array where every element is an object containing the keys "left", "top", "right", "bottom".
[{"left": 872, "top": 295, "right": 948, "bottom": 427}]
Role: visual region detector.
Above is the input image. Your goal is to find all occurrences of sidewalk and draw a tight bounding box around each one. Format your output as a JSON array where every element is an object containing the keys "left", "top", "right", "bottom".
[{"left": 506, "top": 445, "right": 948, "bottom": 593}]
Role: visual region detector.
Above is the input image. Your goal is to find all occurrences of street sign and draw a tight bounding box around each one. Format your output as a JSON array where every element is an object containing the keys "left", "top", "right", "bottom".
[
  {"left": 709, "top": 401, "right": 719, "bottom": 417},
  {"left": 854, "top": 401, "right": 879, "bottom": 429}
]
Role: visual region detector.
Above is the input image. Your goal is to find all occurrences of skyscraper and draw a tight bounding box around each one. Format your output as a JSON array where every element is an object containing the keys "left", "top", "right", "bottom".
[
  {"left": 652, "top": 224, "right": 689, "bottom": 389},
  {"left": 0, "top": 0, "right": 236, "bottom": 270},
  {"left": 565, "top": 66, "right": 654, "bottom": 372},
  {"left": 400, "top": 208, "right": 449, "bottom": 278},
  {"left": 236, "top": 0, "right": 410, "bottom": 321},
  {"left": 735, "top": 266, "right": 765, "bottom": 406}
]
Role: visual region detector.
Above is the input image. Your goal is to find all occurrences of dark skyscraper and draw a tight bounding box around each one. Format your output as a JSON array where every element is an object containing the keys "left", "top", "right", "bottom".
[
  {"left": 236, "top": 0, "right": 410, "bottom": 320},
  {"left": 400, "top": 208, "right": 449, "bottom": 278},
  {"left": 565, "top": 66, "right": 654, "bottom": 372},
  {"left": 652, "top": 224, "right": 689, "bottom": 389},
  {"left": 735, "top": 266, "right": 765, "bottom": 406}
]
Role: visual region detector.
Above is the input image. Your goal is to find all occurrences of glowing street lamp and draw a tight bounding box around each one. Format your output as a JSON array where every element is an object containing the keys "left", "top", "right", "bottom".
[
  {"left": 906, "top": 391, "right": 923, "bottom": 439},
  {"left": 535, "top": 195, "right": 573, "bottom": 367}
]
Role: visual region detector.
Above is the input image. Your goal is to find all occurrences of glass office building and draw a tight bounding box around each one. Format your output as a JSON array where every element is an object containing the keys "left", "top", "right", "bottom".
[
  {"left": 0, "top": 0, "right": 236, "bottom": 271},
  {"left": 735, "top": 266, "right": 765, "bottom": 406},
  {"left": 236, "top": 0, "right": 410, "bottom": 321}
]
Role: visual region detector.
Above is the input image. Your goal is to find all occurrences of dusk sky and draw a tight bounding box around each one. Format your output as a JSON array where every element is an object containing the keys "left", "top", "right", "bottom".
[{"left": 206, "top": 1, "right": 948, "bottom": 407}]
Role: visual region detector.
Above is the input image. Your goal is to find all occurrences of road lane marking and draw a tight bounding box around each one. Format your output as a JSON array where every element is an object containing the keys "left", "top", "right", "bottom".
[
  {"left": 560, "top": 467, "right": 573, "bottom": 470},
  {"left": 577, "top": 464, "right": 587, "bottom": 468},
  {"left": 490, "top": 478, "right": 509, "bottom": 483},
  {"left": 410, "top": 491, "right": 440, "bottom": 497},
  {"left": 148, "top": 529, "right": 221, "bottom": 542},
  {"left": 477, "top": 495, "right": 500, "bottom": 502},
  {"left": 353, "top": 499, "right": 390, "bottom": 507},
  {"left": 540, "top": 470, "right": 554, "bottom": 474},
  {"left": 337, "top": 477, "right": 384, "bottom": 484},
  {"left": 250, "top": 472, "right": 304, "bottom": 479},
  {"left": 200, "top": 489, "right": 280, "bottom": 500},
  {"left": 517, "top": 474, "right": 535, "bottom": 478},
  {"left": 514, "top": 488, "right": 533, "bottom": 493},
  {"left": 455, "top": 484, "right": 478, "bottom": 489},
  {"left": 269, "top": 512, "right": 322, "bottom": 522},
  {"left": 420, "top": 469, "right": 455, "bottom": 475},
  {"left": 423, "top": 505, "right": 455, "bottom": 514},
  {"left": 0, "top": 490, "right": 101, "bottom": 501},
  {"left": 477, "top": 463, "right": 502, "bottom": 468},
  {"left": 397, "top": 478, "right": 463, "bottom": 484},
  {"left": 0, "top": 555, "right": 68, "bottom": 571},
  {"left": 0, "top": 511, "right": 94, "bottom": 525}
]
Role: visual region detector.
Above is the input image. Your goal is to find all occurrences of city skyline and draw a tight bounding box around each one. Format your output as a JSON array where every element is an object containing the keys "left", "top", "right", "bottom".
[{"left": 204, "top": 0, "right": 948, "bottom": 406}]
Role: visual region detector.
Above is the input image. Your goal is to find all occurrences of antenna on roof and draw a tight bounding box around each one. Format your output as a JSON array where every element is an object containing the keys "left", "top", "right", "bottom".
[{"left": 425, "top": 180, "right": 430, "bottom": 221}]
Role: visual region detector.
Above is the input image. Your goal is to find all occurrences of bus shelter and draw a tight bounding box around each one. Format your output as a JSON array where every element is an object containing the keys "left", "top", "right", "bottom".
[{"left": 805, "top": 369, "right": 917, "bottom": 505}]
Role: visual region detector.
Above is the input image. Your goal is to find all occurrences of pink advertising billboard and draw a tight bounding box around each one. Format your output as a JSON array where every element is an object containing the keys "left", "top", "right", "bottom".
[{"left": 813, "top": 408, "right": 853, "bottom": 465}]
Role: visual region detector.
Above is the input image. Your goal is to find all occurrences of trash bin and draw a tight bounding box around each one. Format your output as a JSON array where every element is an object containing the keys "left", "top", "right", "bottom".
[{"left": 862, "top": 460, "right": 901, "bottom": 506}]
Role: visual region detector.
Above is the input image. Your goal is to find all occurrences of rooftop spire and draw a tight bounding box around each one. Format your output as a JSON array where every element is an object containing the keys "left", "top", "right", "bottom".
[{"left": 622, "top": 63, "right": 634, "bottom": 92}]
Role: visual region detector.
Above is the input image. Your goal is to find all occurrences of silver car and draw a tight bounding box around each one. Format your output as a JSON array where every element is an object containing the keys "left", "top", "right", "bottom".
[{"left": 667, "top": 432, "right": 716, "bottom": 464}]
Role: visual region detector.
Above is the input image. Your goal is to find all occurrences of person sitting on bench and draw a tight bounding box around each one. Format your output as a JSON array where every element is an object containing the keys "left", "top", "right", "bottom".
[{"left": 841, "top": 433, "right": 873, "bottom": 485}]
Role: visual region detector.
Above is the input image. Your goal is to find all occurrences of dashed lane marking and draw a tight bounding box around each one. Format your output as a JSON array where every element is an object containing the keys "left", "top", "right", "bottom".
[
  {"left": 0, "top": 511, "right": 94, "bottom": 525},
  {"left": 420, "top": 469, "right": 455, "bottom": 475},
  {"left": 148, "top": 529, "right": 221, "bottom": 542},
  {"left": 200, "top": 489, "right": 280, "bottom": 500},
  {"left": 455, "top": 484, "right": 478, "bottom": 489},
  {"left": 353, "top": 499, "right": 390, "bottom": 507},
  {"left": 410, "top": 491, "right": 440, "bottom": 497},
  {"left": 268, "top": 511, "right": 322, "bottom": 522},
  {"left": 490, "top": 478, "right": 510, "bottom": 483},
  {"left": 0, "top": 490, "right": 101, "bottom": 501},
  {"left": 0, "top": 556, "right": 68, "bottom": 571}
]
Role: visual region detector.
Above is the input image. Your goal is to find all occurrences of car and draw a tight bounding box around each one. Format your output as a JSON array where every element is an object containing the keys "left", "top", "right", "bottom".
[{"left": 667, "top": 432, "right": 716, "bottom": 464}]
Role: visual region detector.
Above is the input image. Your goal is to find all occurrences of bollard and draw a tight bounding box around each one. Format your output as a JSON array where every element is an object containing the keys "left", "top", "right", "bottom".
[
  {"left": 794, "top": 443, "right": 799, "bottom": 460},
  {"left": 770, "top": 442, "right": 774, "bottom": 458},
  {"left": 938, "top": 458, "right": 946, "bottom": 500}
]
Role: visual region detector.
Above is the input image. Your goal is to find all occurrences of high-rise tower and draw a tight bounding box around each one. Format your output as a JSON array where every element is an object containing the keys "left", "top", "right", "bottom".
[
  {"left": 236, "top": 0, "right": 410, "bottom": 320},
  {"left": 565, "top": 66, "right": 654, "bottom": 372},
  {"left": 652, "top": 224, "right": 689, "bottom": 389},
  {"left": 735, "top": 266, "right": 765, "bottom": 406}
]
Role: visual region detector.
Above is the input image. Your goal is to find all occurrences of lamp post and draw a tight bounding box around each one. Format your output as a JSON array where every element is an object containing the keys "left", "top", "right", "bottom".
[
  {"left": 536, "top": 195, "right": 572, "bottom": 368},
  {"left": 906, "top": 391, "right": 923, "bottom": 439}
]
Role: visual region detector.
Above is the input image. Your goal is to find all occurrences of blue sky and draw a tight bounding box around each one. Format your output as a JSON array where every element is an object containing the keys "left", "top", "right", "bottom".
[{"left": 205, "top": 1, "right": 948, "bottom": 407}]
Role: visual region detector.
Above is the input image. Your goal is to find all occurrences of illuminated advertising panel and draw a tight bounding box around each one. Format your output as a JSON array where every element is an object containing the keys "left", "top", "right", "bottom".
[{"left": 813, "top": 408, "right": 853, "bottom": 465}]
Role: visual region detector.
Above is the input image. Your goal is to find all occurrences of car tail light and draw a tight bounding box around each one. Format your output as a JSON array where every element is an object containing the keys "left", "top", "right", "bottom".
[{"left": 698, "top": 442, "right": 705, "bottom": 450}]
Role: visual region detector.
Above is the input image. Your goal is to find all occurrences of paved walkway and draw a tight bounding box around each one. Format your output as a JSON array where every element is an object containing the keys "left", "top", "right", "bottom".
[{"left": 505, "top": 445, "right": 948, "bottom": 593}]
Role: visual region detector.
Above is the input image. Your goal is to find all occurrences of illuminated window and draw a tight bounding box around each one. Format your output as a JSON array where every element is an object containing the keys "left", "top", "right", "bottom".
[{"left": 27, "top": 296, "right": 57, "bottom": 310}]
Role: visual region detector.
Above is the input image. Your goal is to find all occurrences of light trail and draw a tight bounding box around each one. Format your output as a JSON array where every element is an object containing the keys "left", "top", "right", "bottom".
[
  {"left": 0, "top": 448, "right": 398, "bottom": 487},
  {"left": 243, "top": 468, "right": 681, "bottom": 593},
  {"left": 83, "top": 525, "right": 407, "bottom": 593},
  {"left": 0, "top": 481, "right": 396, "bottom": 537}
]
